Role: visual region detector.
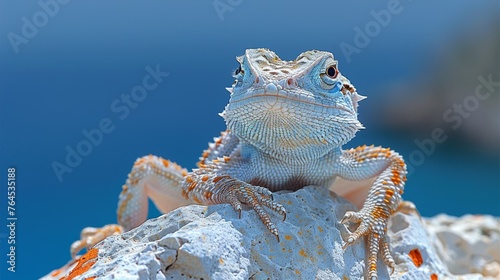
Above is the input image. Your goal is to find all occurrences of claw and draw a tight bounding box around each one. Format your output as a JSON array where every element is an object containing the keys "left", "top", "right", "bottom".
[
  {"left": 342, "top": 236, "right": 356, "bottom": 250},
  {"left": 342, "top": 223, "right": 368, "bottom": 251},
  {"left": 226, "top": 183, "right": 285, "bottom": 242},
  {"left": 341, "top": 211, "right": 362, "bottom": 224},
  {"left": 340, "top": 213, "right": 349, "bottom": 224}
]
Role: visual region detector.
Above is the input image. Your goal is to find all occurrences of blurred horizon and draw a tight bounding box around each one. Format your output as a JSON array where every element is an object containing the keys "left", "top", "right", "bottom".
[{"left": 0, "top": 1, "right": 499, "bottom": 279}]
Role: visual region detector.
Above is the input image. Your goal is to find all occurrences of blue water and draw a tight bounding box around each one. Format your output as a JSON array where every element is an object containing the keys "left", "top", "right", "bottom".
[{"left": 1, "top": 1, "right": 499, "bottom": 279}]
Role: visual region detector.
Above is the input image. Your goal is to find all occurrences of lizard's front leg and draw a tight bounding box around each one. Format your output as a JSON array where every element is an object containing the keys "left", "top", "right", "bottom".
[
  {"left": 183, "top": 157, "right": 287, "bottom": 240},
  {"left": 335, "top": 145, "right": 407, "bottom": 279}
]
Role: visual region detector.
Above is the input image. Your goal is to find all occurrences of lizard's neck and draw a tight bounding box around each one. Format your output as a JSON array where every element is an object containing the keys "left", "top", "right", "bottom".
[{"left": 235, "top": 129, "right": 343, "bottom": 164}]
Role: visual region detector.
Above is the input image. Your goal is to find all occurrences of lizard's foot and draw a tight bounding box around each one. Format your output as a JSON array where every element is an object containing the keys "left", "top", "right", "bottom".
[
  {"left": 70, "top": 224, "right": 123, "bottom": 259},
  {"left": 223, "top": 179, "right": 286, "bottom": 241},
  {"left": 341, "top": 209, "right": 395, "bottom": 280}
]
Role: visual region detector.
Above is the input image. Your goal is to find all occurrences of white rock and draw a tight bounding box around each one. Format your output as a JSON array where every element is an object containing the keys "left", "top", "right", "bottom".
[
  {"left": 42, "top": 186, "right": 499, "bottom": 280},
  {"left": 425, "top": 214, "right": 500, "bottom": 278}
]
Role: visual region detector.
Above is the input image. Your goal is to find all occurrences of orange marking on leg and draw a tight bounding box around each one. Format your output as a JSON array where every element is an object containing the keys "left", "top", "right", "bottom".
[
  {"left": 181, "top": 170, "right": 188, "bottom": 177},
  {"left": 385, "top": 189, "right": 394, "bottom": 198},
  {"left": 391, "top": 169, "right": 401, "bottom": 185},
  {"left": 384, "top": 189, "right": 395, "bottom": 204},
  {"left": 117, "top": 193, "right": 132, "bottom": 223},
  {"left": 197, "top": 151, "right": 210, "bottom": 167},
  {"left": 372, "top": 206, "right": 389, "bottom": 220},
  {"left": 223, "top": 156, "right": 230, "bottom": 163},
  {"left": 192, "top": 196, "right": 202, "bottom": 204},
  {"left": 204, "top": 191, "right": 213, "bottom": 199},
  {"left": 201, "top": 175, "right": 209, "bottom": 182},
  {"left": 161, "top": 158, "right": 169, "bottom": 167},
  {"left": 186, "top": 176, "right": 194, "bottom": 183},
  {"left": 212, "top": 176, "right": 225, "bottom": 183},
  {"left": 187, "top": 181, "right": 197, "bottom": 192}
]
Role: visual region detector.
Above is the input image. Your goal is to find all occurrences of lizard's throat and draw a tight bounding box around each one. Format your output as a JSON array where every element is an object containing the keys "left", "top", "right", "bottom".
[{"left": 222, "top": 99, "right": 363, "bottom": 159}]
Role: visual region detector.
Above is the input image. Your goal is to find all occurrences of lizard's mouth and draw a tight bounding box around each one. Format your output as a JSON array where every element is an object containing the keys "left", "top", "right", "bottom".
[
  {"left": 229, "top": 91, "right": 356, "bottom": 115},
  {"left": 227, "top": 87, "right": 356, "bottom": 117}
]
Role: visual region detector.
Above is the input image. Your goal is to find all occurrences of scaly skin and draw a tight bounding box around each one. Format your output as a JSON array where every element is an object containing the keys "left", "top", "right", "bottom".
[{"left": 72, "top": 49, "right": 407, "bottom": 279}]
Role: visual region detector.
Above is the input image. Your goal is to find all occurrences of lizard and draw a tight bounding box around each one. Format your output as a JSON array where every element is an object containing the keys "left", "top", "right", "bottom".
[{"left": 70, "top": 49, "right": 408, "bottom": 279}]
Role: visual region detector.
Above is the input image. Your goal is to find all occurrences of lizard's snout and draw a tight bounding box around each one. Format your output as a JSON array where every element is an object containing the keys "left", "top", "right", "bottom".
[{"left": 264, "top": 83, "right": 279, "bottom": 94}]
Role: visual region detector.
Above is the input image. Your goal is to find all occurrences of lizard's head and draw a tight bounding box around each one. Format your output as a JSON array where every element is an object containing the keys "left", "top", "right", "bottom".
[{"left": 221, "top": 49, "right": 366, "bottom": 157}]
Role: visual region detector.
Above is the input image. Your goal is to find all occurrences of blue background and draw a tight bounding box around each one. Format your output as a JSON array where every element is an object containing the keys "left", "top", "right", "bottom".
[{"left": 0, "top": 1, "right": 498, "bottom": 279}]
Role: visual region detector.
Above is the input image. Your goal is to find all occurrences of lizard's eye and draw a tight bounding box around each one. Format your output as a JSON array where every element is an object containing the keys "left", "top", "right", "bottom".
[{"left": 326, "top": 65, "right": 338, "bottom": 79}]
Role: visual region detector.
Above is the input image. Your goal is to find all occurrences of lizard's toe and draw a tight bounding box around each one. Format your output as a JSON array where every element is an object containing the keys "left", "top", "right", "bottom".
[
  {"left": 342, "top": 222, "right": 369, "bottom": 250},
  {"left": 70, "top": 224, "right": 123, "bottom": 259},
  {"left": 341, "top": 209, "right": 395, "bottom": 279},
  {"left": 227, "top": 183, "right": 286, "bottom": 240},
  {"left": 366, "top": 229, "right": 385, "bottom": 280},
  {"left": 381, "top": 237, "right": 396, "bottom": 273}
]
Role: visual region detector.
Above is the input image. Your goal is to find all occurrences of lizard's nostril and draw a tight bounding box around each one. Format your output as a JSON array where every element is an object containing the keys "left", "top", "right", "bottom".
[{"left": 265, "top": 83, "right": 278, "bottom": 94}]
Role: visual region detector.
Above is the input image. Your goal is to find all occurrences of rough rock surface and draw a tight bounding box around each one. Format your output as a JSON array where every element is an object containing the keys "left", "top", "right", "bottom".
[
  {"left": 43, "top": 186, "right": 499, "bottom": 280},
  {"left": 425, "top": 214, "right": 500, "bottom": 278}
]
